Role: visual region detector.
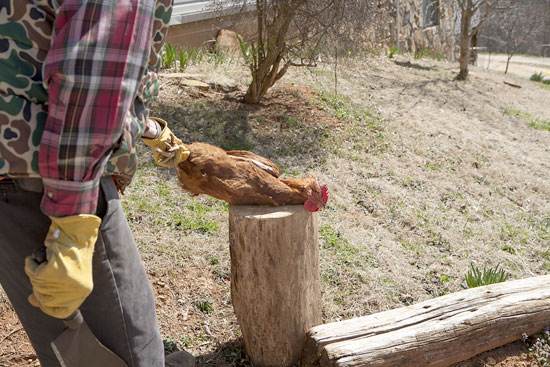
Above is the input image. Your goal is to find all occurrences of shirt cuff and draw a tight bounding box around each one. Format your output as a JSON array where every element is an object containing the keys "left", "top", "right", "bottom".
[{"left": 40, "top": 178, "right": 101, "bottom": 217}]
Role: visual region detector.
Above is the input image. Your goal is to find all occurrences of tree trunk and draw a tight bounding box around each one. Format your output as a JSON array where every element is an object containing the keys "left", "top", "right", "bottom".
[
  {"left": 243, "top": 4, "right": 296, "bottom": 104},
  {"left": 229, "top": 205, "right": 321, "bottom": 367},
  {"left": 244, "top": 73, "right": 261, "bottom": 104},
  {"left": 505, "top": 54, "right": 513, "bottom": 74},
  {"left": 469, "top": 31, "right": 478, "bottom": 65},
  {"left": 303, "top": 275, "right": 550, "bottom": 367},
  {"left": 457, "top": 9, "right": 472, "bottom": 80},
  {"left": 244, "top": 59, "right": 281, "bottom": 104}
]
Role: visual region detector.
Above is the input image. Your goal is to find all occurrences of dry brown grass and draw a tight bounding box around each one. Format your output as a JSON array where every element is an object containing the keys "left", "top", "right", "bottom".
[{"left": 1, "top": 55, "right": 549, "bottom": 366}]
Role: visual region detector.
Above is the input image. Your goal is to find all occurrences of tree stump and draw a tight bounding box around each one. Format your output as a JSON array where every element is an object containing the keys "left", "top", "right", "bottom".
[{"left": 229, "top": 205, "right": 321, "bottom": 367}]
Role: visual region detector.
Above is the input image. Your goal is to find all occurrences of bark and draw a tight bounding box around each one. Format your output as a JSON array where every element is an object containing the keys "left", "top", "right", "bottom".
[
  {"left": 470, "top": 31, "right": 479, "bottom": 65},
  {"left": 505, "top": 54, "right": 513, "bottom": 74},
  {"left": 243, "top": 2, "right": 299, "bottom": 104},
  {"left": 303, "top": 275, "right": 550, "bottom": 367},
  {"left": 457, "top": 7, "right": 472, "bottom": 80},
  {"left": 229, "top": 205, "right": 321, "bottom": 367}
]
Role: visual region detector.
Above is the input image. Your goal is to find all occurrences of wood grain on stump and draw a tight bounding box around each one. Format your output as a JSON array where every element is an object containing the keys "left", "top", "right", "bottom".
[{"left": 229, "top": 205, "right": 321, "bottom": 367}]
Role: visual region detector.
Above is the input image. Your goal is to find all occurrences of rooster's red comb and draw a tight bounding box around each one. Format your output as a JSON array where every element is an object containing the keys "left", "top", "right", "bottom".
[{"left": 321, "top": 184, "right": 328, "bottom": 204}]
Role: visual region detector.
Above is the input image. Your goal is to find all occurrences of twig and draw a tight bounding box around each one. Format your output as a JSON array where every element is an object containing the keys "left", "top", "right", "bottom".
[
  {"left": 334, "top": 47, "right": 338, "bottom": 96},
  {"left": 0, "top": 327, "right": 23, "bottom": 345},
  {"left": 503, "top": 81, "right": 521, "bottom": 88}
]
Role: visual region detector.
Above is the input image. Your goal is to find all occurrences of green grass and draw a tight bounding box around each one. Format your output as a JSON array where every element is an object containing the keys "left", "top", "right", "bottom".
[
  {"left": 535, "top": 82, "right": 550, "bottom": 91},
  {"left": 530, "top": 72, "right": 550, "bottom": 91},
  {"left": 465, "top": 264, "right": 509, "bottom": 288},
  {"left": 414, "top": 48, "right": 430, "bottom": 60},
  {"left": 158, "top": 214, "right": 219, "bottom": 234},
  {"left": 195, "top": 299, "right": 214, "bottom": 314},
  {"left": 530, "top": 72, "right": 544, "bottom": 82},
  {"left": 278, "top": 114, "right": 300, "bottom": 128},
  {"left": 161, "top": 42, "right": 232, "bottom": 71},
  {"left": 502, "top": 107, "right": 528, "bottom": 118},
  {"left": 530, "top": 118, "right": 550, "bottom": 131},
  {"left": 388, "top": 46, "right": 401, "bottom": 59},
  {"left": 320, "top": 225, "right": 361, "bottom": 266},
  {"left": 311, "top": 90, "right": 385, "bottom": 160},
  {"left": 502, "top": 107, "right": 550, "bottom": 131},
  {"left": 313, "top": 91, "right": 378, "bottom": 127},
  {"left": 500, "top": 222, "right": 529, "bottom": 244},
  {"left": 163, "top": 336, "right": 180, "bottom": 354}
]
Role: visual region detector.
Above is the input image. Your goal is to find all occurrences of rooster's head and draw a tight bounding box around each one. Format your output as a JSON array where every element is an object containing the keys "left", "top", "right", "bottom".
[{"left": 304, "top": 183, "right": 328, "bottom": 212}]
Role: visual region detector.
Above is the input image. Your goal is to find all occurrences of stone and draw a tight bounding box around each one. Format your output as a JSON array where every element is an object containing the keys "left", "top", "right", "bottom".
[
  {"left": 205, "top": 75, "right": 238, "bottom": 92},
  {"left": 180, "top": 79, "right": 209, "bottom": 91},
  {"left": 215, "top": 29, "right": 241, "bottom": 57},
  {"left": 163, "top": 72, "right": 206, "bottom": 80}
]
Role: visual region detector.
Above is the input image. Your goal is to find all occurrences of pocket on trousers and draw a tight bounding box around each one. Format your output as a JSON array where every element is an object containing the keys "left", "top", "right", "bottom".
[{"left": 97, "top": 177, "right": 121, "bottom": 221}]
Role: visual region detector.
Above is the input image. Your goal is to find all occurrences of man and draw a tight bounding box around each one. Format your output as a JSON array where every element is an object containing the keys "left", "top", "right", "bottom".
[{"left": 0, "top": 0, "right": 192, "bottom": 366}]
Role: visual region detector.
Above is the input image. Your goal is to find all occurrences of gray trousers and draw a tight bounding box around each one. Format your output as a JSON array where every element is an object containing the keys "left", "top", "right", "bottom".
[{"left": 0, "top": 177, "right": 164, "bottom": 367}]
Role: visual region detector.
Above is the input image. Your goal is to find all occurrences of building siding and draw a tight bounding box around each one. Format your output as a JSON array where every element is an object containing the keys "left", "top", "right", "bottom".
[{"left": 170, "top": 1, "right": 214, "bottom": 25}]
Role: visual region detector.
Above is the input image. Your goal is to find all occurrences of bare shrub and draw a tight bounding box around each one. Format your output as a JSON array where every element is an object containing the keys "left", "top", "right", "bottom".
[
  {"left": 480, "top": 0, "right": 546, "bottom": 72},
  {"left": 213, "top": 0, "right": 392, "bottom": 104}
]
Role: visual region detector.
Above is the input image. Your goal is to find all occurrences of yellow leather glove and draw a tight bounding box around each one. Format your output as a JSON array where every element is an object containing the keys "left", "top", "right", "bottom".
[
  {"left": 141, "top": 117, "right": 190, "bottom": 167},
  {"left": 24, "top": 215, "right": 101, "bottom": 319}
]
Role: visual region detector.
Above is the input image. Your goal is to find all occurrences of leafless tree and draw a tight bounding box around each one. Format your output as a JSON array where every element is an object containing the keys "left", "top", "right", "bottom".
[
  {"left": 455, "top": 0, "right": 517, "bottom": 80},
  {"left": 481, "top": 0, "right": 549, "bottom": 58},
  {"left": 215, "top": 0, "right": 392, "bottom": 104},
  {"left": 481, "top": 2, "right": 544, "bottom": 74}
]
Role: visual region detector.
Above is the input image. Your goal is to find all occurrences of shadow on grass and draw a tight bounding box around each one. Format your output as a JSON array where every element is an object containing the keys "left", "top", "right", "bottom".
[
  {"left": 195, "top": 339, "right": 250, "bottom": 367},
  {"left": 150, "top": 98, "right": 333, "bottom": 171},
  {"left": 393, "top": 60, "right": 436, "bottom": 71}
]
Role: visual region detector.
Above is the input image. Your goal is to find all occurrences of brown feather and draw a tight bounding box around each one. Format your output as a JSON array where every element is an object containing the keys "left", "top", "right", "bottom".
[
  {"left": 225, "top": 150, "right": 280, "bottom": 177},
  {"left": 177, "top": 142, "right": 317, "bottom": 206}
]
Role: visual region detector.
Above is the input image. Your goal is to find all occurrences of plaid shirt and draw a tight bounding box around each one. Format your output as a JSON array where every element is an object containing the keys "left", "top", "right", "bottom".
[{"left": 38, "top": 0, "right": 155, "bottom": 217}]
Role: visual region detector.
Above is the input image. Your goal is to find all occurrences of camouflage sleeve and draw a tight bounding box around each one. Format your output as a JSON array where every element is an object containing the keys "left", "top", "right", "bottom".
[
  {"left": 137, "top": 0, "right": 173, "bottom": 104},
  {"left": 38, "top": 0, "right": 155, "bottom": 217}
]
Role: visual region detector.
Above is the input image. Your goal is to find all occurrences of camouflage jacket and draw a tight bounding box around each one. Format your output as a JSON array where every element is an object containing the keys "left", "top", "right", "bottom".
[{"left": 0, "top": 0, "right": 172, "bottom": 189}]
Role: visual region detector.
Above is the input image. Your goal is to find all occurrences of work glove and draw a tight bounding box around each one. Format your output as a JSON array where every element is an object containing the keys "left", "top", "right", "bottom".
[
  {"left": 24, "top": 215, "right": 101, "bottom": 319},
  {"left": 141, "top": 117, "right": 190, "bottom": 167}
]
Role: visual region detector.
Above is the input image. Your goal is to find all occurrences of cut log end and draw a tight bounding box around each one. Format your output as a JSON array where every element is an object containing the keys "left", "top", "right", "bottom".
[{"left": 228, "top": 204, "right": 304, "bottom": 219}]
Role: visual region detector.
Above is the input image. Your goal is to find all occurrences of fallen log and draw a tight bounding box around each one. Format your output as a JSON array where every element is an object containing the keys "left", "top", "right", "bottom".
[
  {"left": 229, "top": 205, "right": 321, "bottom": 367},
  {"left": 303, "top": 275, "right": 550, "bottom": 367},
  {"left": 503, "top": 81, "right": 522, "bottom": 88}
]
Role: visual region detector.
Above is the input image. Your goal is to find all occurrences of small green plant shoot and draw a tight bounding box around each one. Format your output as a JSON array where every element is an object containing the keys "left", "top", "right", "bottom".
[
  {"left": 530, "top": 72, "right": 544, "bottom": 82},
  {"left": 523, "top": 328, "right": 550, "bottom": 366},
  {"left": 465, "top": 264, "right": 509, "bottom": 288},
  {"left": 388, "top": 46, "right": 401, "bottom": 58}
]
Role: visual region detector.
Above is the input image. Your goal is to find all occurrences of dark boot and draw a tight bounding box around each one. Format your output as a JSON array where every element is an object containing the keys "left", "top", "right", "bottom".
[{"left": 165, "top": 350, "right": 195, "bottom": 367}]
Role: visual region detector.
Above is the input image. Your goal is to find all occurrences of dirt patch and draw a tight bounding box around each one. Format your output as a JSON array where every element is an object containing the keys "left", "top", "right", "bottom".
[
  {"left": 0, "top": 304, "right": 37, "bottom": 367},
  {"left": 453, "top": 341, "right": 538, "bottom": 367}
]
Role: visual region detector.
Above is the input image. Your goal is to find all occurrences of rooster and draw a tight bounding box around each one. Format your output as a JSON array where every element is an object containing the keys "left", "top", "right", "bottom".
[{"left": 176, "top": 142, "right": 328, "bottom": 212}]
